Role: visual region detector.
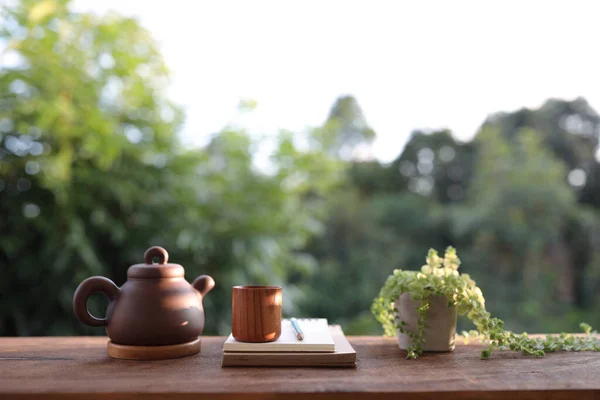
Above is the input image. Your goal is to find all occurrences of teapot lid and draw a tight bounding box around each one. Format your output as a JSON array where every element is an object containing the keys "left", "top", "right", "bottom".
[{"left": 127, "top": 246, "right": 184, "bottom": 279}]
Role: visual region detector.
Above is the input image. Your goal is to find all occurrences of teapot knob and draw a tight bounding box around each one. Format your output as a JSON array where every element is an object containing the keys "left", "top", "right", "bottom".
[{"left": 144, "top": 246, "right": 169, "bottom": 264}]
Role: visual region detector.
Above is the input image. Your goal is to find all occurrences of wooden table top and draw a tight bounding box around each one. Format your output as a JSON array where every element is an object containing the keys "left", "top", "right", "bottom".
[{"left": 0, "top": 336, "right": 599, "bottom": 399}]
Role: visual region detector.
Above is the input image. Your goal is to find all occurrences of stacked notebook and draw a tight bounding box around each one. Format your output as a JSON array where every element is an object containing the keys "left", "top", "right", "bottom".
[{"left": 221, "top": 318, "right": 356, "bottom": 367}]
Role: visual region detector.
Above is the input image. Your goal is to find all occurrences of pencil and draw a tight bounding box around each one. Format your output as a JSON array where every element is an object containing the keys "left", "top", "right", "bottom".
[{"left": 290, "top": 317, "right": 304, "bottom": 341}]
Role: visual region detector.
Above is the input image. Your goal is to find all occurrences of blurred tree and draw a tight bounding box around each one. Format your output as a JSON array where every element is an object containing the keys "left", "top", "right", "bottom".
[
  {"left": 483, "top": 98, "right": 600, "bottom": 207},
  {"left": 300, "top": 189, "right": 453, "bottom": 334},
  {"left": 389, "top": 129, "right": 475, "bottom": 203},
  {"left": 299, "top": 96, "right": 382, "bottom": 333},
  {"left": 453, "top": 127, "right": 599, "bottom": 331},
  {"left": 0, "top": 0, "right": 185, "bottom": 335},
  {"left": 313, "top": 95, "right": 376, "bottom": 159},
  {"left": 302, "top": 129, "right": 461, "bottom": 333},
  {"left": 479, "top": 98, "right": 600, "bottom": 312},
  {"left": 347, "top": 160, "right": 394, "bottom": 195},
  {"left": 0, "top": 0, "right": 342, "bottom": 335},
  {"left": 305, "top": 99, "right": 600, "bottom": 335}
]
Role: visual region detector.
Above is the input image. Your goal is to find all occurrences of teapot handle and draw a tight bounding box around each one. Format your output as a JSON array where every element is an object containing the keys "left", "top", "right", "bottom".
[
  {"left": 73, "top": 277, "right": 120, "bottom": 327},
  {"left": 192, "top": 275, "right": 215, "bottom": 297}
]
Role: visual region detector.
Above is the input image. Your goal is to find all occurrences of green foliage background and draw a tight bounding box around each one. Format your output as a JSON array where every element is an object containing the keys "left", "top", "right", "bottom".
[{"left": 2, "top": 0, "right": 599, "bottom": 336}]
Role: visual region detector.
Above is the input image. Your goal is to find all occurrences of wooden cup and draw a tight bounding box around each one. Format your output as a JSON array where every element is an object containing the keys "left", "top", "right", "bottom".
[{"left": 232, "top": 286, "right": 282, "bottom": 343}]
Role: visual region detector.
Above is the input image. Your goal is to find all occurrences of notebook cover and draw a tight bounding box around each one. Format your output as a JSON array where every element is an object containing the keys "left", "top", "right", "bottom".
[
  {"left": 221, "top": 325, "right": 356, "bottom": 367},
  {"left": 223, "top": 318, "right": 335, "bottom": 353}
]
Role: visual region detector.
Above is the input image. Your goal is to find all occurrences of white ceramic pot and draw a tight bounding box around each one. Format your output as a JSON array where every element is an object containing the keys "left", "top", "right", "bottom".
[{"left": 395, "top": 293, "right": 457, "bottom": 352}]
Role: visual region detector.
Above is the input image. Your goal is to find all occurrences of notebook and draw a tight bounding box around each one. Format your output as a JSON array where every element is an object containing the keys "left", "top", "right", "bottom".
[
  {"left": 223, "top": 318, "right": 335, "bottom": 353},
  {"left": 222, "top": 325, "right": 356, "bottom": 367}
]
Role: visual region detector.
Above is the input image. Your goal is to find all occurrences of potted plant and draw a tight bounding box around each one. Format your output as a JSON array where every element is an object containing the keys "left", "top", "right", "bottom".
[{"left": 372, "top": 247, "right": 600, "bottom": 359}]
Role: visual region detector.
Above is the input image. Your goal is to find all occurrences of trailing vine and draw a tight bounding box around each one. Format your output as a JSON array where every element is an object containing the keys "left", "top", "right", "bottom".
[{"left": 371, "top": 247, "right": 600, "bottom": 359}]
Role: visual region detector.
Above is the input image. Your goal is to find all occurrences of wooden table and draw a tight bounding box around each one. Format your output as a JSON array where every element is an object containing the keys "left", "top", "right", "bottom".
[{"left": 1, "top": 336, "right": 599, "bottom": 399}]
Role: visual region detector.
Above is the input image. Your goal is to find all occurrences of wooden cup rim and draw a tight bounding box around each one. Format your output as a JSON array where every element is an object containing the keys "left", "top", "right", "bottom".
[{"left": 232, "top": 285, "right": 281, "bottom": 290}]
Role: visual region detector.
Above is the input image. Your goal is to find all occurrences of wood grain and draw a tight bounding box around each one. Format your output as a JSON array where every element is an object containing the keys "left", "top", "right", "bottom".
[
  {"left": 107, "top": 338, "right": 200, "bottom": 360},
  {"left": 0, "top": 336, "right": 599, "bottom": 400},
  {"left": 231, "top": 286, "right": 282, "bottom": 342}
]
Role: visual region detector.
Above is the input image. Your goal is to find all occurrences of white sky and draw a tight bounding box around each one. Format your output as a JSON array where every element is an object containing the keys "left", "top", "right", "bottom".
[{"left": 73, "top": 0, "right": 600, "bottom": 162}]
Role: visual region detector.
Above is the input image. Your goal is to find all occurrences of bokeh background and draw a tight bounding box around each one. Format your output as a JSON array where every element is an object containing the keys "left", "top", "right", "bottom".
[{"left": 2, "top": 0, "right": 600, "bottom": 336}]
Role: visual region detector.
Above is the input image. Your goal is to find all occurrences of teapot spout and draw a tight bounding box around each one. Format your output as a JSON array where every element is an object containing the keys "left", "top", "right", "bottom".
[{"left": 192, "top": 275, "right": 215, "bottom": 297}]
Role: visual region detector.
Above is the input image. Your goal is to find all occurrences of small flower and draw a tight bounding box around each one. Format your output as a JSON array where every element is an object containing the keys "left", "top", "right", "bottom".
[
  {"left": 443, "top": 246, "right": 461, "bottom": 270},
  {"left": 426, "top": 249, "right": 442, "bottom": 268}
]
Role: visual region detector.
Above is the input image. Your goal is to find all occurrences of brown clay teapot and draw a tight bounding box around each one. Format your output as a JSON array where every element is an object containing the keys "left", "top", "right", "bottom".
[{"left": 73, "top": 246, "right": 215, "bottom": 346}]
